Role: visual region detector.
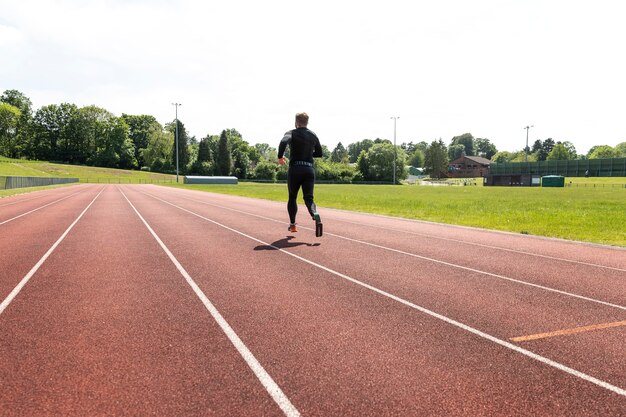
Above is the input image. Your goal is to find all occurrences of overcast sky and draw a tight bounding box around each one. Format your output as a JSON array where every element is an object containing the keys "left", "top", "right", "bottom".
[{"left": 2, "top": 0, "right": 625, "bottom": 154}]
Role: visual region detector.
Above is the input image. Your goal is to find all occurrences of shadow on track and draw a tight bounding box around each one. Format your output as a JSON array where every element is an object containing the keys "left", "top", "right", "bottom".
[{"left": 254, "top": 235, "right": 321, "bottom": 251}]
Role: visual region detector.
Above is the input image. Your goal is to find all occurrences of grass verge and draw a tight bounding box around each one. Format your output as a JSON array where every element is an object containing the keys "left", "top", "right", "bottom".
[{"left": 168, "top": 182, "right": 626, "bottom": 247}]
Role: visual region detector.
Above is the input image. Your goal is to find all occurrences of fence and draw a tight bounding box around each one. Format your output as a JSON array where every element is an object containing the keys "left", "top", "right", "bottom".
[
  {"left": 0, "top": 176, "right": 79, "bottom": 190},
  {"left": 489, "top": 158, "right": 626, "bottom": 177}
]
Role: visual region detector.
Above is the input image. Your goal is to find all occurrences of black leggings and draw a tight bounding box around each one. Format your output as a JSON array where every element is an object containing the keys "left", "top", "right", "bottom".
[{"left": 287, "top": 165, "right": 317, "bottom": 224}]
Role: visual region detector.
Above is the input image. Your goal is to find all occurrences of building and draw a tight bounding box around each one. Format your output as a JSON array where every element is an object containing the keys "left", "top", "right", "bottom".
[{"left": 448, "top": 156, "right": 492, "bottom": 178}]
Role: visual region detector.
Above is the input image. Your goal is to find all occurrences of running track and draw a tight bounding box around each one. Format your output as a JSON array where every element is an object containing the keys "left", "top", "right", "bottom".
[{"left": 1, "top": 184, "right": 625, "bottom": 416}]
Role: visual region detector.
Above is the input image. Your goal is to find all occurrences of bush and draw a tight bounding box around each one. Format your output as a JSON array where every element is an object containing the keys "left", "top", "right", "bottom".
[{"left": 253, "top": 161, "right": 277, "bottom": 181}]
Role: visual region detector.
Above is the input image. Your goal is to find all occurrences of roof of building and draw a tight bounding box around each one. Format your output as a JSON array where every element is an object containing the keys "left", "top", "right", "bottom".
[{"left": 450, "top": 155, "right": 492, "bottom": 166}]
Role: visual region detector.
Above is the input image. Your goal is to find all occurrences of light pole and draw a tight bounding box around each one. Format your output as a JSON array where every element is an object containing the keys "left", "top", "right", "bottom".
[
  {"left": 523, "top": 125, "right": 533, "bottom": 162},
  {"left": 391, "top": 116, "right": 399, "bottom": 184},
  {"left": 172, "top": 103, "right": 182, "bottom": 182}
]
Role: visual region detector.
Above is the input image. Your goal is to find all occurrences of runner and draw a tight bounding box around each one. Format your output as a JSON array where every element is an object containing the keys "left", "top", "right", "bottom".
[{"left": 277, "top": 112, "right": 324, "bottom": 237}]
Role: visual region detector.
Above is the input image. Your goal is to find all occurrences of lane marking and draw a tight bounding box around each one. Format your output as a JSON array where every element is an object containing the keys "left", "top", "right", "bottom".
[
  {"left": 0, "top": 184, "right": 87, "bottom": 207},
  {"left": 0, "top": 187, "right": 104, "bottom": 316},
  {"left": 119, "top": 188, "right": 300, "bottom": 417},
  {"left": 137, "top": 188, "right": 626, "bottom": 398},
  {"left": 330, "top": 217, "right": 626, "bottom": 273},
  {"left": 0, "top": 190, "right": 84, "bottom": 226},
  {"left": 149, "top": 189, "right": 626, "bottom": 312},
  {"left": 0, "top": 194, "right": 47, "bottom": 207},
  {"left": 511, "top": 320, "right": 626, "bottom": 342},
  {"left": 158, "top": 186, "right": 626, "bottom": 272}
]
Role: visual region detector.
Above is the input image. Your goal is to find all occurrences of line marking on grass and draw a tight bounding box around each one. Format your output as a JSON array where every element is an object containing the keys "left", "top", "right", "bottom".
[
  {"left": 511, "top": 320, "right": 626, "bottom": 342},
  {"left": 153, "top": 188, "right": 626, "bottom": 312},
  {"left": 0, "top": 190, "right": 84, "bottom": 226},
  {"left": 0, "top": 187, "right": 104, "bottom": 316},
  {"left": 137, "top": 187, "right": 626, "bottom": 398},
  {"left": 119, "top": 187, "right": 300, "bottom": 417}
]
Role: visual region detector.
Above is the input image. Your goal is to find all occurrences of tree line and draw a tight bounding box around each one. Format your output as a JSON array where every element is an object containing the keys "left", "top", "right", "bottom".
[{"left": 2, "top": 89, "right": 624, "bottom": 182}]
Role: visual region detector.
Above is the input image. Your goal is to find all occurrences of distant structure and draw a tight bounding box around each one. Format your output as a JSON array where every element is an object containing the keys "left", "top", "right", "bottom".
[
  {"left": 447, "top": 156, "right": 492, "bottom": 178},
  {"left": 184, "top": 176, "right": 238, "bottom": 185}
]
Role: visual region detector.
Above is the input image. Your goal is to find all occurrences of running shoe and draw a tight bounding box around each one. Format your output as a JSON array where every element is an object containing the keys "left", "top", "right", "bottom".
[
  {"left": 313, "top": 213, "right": 323, "bottom": 237},
  {"left": 288, "top": 223, "right": 297, "bottom": 233}
]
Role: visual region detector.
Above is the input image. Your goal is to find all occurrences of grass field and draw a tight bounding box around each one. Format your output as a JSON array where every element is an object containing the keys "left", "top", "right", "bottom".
[
  {"left": 0, "top": 158, "right": 175, "bottom": 183},
  {"left": 169, "top": 181, "right": 626, "bottom": 247},
  {"left": 1, "top": 158, "right": 625, "bottom": 247}
]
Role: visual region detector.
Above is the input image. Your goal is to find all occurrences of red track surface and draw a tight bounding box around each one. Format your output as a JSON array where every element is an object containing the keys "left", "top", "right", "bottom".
[{"left": 1, "top": 184, "right": 624, "bottom": 416}]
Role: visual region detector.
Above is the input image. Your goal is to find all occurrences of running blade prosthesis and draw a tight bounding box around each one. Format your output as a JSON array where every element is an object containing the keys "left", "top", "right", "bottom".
[{"left": 313, "top": 213, "right": 323, "bottom": 237}]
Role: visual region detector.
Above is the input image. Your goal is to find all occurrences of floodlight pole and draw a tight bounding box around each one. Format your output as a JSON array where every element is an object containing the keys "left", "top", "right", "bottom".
[
  {"left": 172, "top": 103, "right": 182, "bottom": 182},
  {"left": 391, "top": 116, "right": 399, "bottom": 184},
  {"left": 524, "top": 125, "right": 533, "bottom": 162}
]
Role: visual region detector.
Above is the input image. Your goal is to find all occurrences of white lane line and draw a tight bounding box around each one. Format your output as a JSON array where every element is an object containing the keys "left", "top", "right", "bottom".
[
  {"left": 140, "top": 189, "right": 626, "bottom": 398},
  {"left": 0, "top": 190, "right": 84, "bottom": 226},
  {"left": 0, "top": 188, "right": 104, "bottom": 316},
  {"left": 118, "top": 188, "right": 300, "bottom": 417},
  {"left": 161, "top": 188, "right": 626, "bottom": 272},
  {"left": 330, "top": 216, "right": 626, "bottom": 273},
  {"left": 152, "top": 190, "right": 626, "bottom": 312},
  {"left": 0, "top": 194, "right": 46, "bottom": 207}
]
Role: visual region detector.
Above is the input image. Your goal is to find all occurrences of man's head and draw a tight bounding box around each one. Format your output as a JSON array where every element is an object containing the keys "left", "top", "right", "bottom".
[{"left": 295, "top": 112, "right": 309, "bottom": 128}]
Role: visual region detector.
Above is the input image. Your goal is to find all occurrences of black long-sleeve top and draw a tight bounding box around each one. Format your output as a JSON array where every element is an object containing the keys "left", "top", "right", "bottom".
[{"left": 278, "top": 127, "right": 323, "bottom": 164}]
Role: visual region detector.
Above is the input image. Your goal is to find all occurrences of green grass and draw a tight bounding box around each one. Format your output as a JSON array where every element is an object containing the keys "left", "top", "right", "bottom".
[
  {"left": 0, "top": 157, "right": 176, "bottom": 198},
  {"left": 2, "top": 157, "right": 624, "bottom": 247},
  {"left": 169, "top": 181, "right": 626, "bottom": 247},
  {"left": 0, "top": 157, "right": 175, "bottom": 182}
]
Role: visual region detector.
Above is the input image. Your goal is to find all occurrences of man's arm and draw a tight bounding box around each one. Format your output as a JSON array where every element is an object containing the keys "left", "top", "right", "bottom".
[
  {"left": 277, "top": 131, "right": 292, "bottom": 165},
  {"left": 313, "top": 137, "right": 323, "bottom": 158}
]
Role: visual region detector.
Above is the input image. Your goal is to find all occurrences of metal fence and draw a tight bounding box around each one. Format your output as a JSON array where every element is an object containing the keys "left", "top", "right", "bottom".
[
  {"left": 489, "top": 158, "right": 626, "bottom": 177},
  {"left": 0, "top": 176, "right": 79, "bottom": 190}
]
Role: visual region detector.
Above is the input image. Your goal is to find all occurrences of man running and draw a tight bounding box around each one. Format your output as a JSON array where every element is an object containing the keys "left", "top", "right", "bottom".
[{"left": 277, "top": 112, "right": 324, "bottom": 236}]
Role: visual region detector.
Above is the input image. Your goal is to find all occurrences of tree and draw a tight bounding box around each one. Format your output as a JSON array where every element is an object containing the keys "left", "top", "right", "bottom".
[
  {"left": 232, "top": 147, "right": 250, "bottom": 178},
  {"left": 216, "top": 130, "right": 231, "bottom": 175},
  {"left": 91, "top": 116, "right": 136, "bottom": 169},
  {"left": 122, "top": 114, "right": 159, "bottom": 168},
  {"left": 560, "top": 141, "right": 578, "bottom": 159},
  {"left": 358, "top": 142, "right": 407, "bottom": 183},
  {"left": 450, "top": 133, "right": 475, "bottom": 157},
  {"left": 141, "top": 124, "right": 173, "bottom": 172},
  {"left": 347, "top": 139, "right": 374, "bottom": 163},
  {"left": 1, "top": 90, "right": 32, "bottom": 158},
  {"left": 167, "top": 119, "right": 189, "bottom": 174},
  {"left": 408, "top": 148, "right": 424, "bottom": 167},
  {"left": 534, "top": 138, "right": 555, "bottom": 161},
  {"left": 448, "top": 143, "right": 466, "bottom": 161},
  {"left": 253, "top": 160, "right": 277, "bottom": 181},
  {"left": 475, "top": 138, "right": 497, "bottom": 159},
  {"left": 614, "top": 142, "right": 626, "bottom": 157},
  {"left": 589, "top": 145, "right": 620, "bottom": 159},
  {"left": 546, "top": 143, "right": 572, "bottom": 160},
  {"left": 0, "top": 103, "right": 21, "bottom": 158},
  {"left": 254, "top": 143, "right": 277, "bottom": 162},
  {"left": 197, "top": 137, "right": 212, "bottom": 163},
  {"left": 29, "top": 103, "right": 78, "bottom": 161},
  {"left": 423, "top": 139, "right": 449, "bottom": 179},
  {"left": 491, "top": 151, "right": 513, "bottom": 163},
  {"left": 330, "top": 142, "right": 349, "bottom": 163}
]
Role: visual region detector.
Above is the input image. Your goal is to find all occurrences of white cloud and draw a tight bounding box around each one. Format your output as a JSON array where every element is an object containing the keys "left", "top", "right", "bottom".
[{"left": 2, "top": 0, "right": 625, "bottom": 154}]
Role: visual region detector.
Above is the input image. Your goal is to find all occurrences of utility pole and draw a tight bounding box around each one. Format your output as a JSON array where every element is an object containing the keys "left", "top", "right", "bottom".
[
  {"left": 172, "top": 103, "right": 182, "bottom": 182},
  {"left": 524, "top": 125, "right": 533, "bottom": 162},
  {"left": 391, "top": 116, "right": 399, "bottom": 184}
]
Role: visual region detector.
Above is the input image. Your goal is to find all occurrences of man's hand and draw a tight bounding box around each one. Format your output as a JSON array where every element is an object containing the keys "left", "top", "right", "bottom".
[{"left": 277, "top": 157, "right": 286, "bottom": 165}]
